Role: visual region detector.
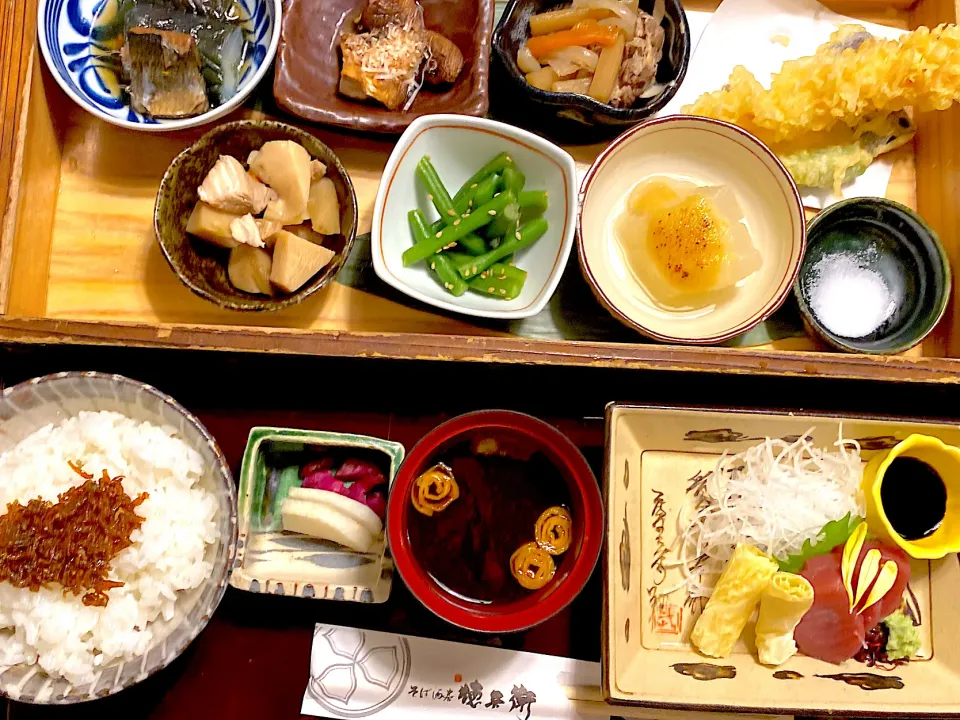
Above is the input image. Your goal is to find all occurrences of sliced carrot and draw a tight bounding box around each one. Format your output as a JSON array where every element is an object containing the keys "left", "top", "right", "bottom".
[
  {"left": 529, "top": 7, "right": 612, "bottom": 36},
  {"left": 526, "top": 26, "right": 621, "bottom": 59}
]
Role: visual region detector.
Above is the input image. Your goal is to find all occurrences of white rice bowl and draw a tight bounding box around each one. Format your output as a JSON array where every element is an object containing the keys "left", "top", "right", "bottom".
[{"left": 0, "top": 411, "right": 220, "bottom": 686}]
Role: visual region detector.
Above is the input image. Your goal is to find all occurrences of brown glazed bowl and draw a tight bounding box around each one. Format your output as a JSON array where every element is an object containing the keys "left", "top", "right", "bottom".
[
  {"left": 155, "top": 120, "right": 358, "bottom": 312},
  {"left": 273, "top": 0, "right": 494, "bottom": 134}
]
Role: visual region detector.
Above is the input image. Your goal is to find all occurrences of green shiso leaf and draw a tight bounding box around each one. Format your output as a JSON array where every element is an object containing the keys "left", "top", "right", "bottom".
[{"left": 778, "top": 513, "right": 863, "bottom": 574}]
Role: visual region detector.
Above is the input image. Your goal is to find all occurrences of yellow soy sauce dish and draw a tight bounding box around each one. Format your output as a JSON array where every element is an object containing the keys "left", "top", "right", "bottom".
[{"left": 862, "top": 434, "right": 960, "bottom": 559}]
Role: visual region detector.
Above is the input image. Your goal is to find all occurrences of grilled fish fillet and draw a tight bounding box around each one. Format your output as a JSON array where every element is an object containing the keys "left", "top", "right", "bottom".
[{"left": 124, "top": 27, "right": 209, "bottom": 118}]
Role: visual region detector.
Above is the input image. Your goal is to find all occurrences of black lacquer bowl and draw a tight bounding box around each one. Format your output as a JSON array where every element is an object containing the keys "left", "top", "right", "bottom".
[
  {"left": 491, "top": 0, "right": 690, "bottom": 143},
  {"left": 794, "top": 198, "right": 951, "bottom": 354}
]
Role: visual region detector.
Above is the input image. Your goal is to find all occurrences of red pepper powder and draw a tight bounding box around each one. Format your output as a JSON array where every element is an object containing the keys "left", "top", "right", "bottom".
[{"left": 0, "top": 463, "right": 149, "bottom": 607}]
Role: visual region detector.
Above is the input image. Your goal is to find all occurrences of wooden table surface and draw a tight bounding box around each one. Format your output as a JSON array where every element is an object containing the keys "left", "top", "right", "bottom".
[{"left": 0, "top": 344, "right": 954, "bottom": 719}]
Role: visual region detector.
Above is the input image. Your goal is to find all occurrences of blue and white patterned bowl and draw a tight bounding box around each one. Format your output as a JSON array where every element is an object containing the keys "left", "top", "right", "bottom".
[{"left": 37, "top": 0, "right": 280, "bottom": 131}]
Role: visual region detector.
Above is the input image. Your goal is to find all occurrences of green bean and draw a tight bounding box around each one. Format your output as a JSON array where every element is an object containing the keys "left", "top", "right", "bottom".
[
  {"left": 416, "top": 157, "right": 459, "bottom": 224},
  {"left": 458, "top": 217, "right": 548, "bottom": 279},
  {"left": 408, "top": 210, "right": 467, "bottom": 296},
  {"left": 475, "top": 262, "right": 526, "bottom": 283},
  {"left": 483, "top": 200, "right": 520, "bottom": 241},
  {"left": 445, "top": 251, "right": 475, "bottom": 266},
  {"left": 502, "top": 166, "right": 526, "bottom": 196},
  {"left": 428, "top": 174, "right": 501, "bottom": 236},
  {"left": 467, "top": 173, "right": 501, "bottom": 212},
  {"left": 457, "top": 233, "right": 489, "bottom": 256},
  {"left": 452, "top": 152, "right": 514, "bottom": 205},
  {"left": 402, "top": 191, "right": 517, "bottom": 267},
  {"left": 519, "top": 190, "right": 549, "bottom": 213},
  {"left": 469, "top": 265, "right": 527, "bottom": 300}
]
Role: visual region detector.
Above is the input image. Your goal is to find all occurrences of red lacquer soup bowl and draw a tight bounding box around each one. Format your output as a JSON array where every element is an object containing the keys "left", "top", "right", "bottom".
[{"left": 388, "top": 410, "right": 603, "bottom": 633}]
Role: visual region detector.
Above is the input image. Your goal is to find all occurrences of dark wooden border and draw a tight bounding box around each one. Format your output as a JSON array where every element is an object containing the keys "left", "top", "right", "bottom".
[{"left": 0, "top": 317, "right": 958, "bottom": 384}]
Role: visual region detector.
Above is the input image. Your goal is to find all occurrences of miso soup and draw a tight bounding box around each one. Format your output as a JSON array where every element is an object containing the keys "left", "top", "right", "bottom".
[{"left": 407, "top": 434, "right": 573, "bottom": 605}]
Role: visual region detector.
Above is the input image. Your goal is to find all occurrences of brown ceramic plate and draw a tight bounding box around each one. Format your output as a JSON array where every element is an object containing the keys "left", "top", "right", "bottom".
[
  {"left": 273, "top": 0, "right": 493, "bottom": 134},
  {"left": 155, "top": 120, "right": 358, "bottom": 312},
  {"left": 604, "top": 403, "right": 960, "bottom": 717}
]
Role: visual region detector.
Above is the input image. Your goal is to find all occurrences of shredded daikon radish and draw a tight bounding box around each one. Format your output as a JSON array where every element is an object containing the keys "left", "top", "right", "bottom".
[{"left": 675, "top": 426, "right": 864, "bottom": 599}]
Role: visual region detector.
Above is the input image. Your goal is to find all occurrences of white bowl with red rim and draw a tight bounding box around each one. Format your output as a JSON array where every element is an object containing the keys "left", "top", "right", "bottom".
[
  {"left": 577, "top": 115, "right": 806, "bottom": 344},
  {"left": 372, "top": 114, "right": 578, "bottom": 320}
]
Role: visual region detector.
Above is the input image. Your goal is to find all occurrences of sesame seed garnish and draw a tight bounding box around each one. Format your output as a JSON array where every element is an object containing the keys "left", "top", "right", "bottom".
[
  {"left": 471, "top": 265, "right": 478, "bottom": 274},
  {"left": 544, "top": 191, "right": 548, "bottom": 197},
  {"left": 430, "top": 262, "right": 436, "bottom": 269},
  {"left": 506, "top": 156, "right": 513, "bottom": 162},
  {"left": 488, "top": 287, "right": 495, "bottom": 292},
  {"left": 447, "top": 209, "right": 456, "bottom": 216},
  {"left": 427, "top": 194, "right": 433, "bottom": 201},
  {"left": 471, "top": 183, "right": 478, "bottom": 189},
  {"left": 488, "top": 210, "right": 496, "bottom": 216},
  {"left": 494, "top": 192, "right": 501, "bottom": 198},
  {"left": 435, "top": 231, "right": 443, "bottom": 238},
  {"left": 444, "top": 242, "right": 456, "bottom": 249},
  {"left": 469, "top": 200, "right": 473, "bottom": 207},
  {"left": 515, "top": 232, "right": 522, "bottom": 240},
  {"left": 454, "top": 219, "right": 461, "bottom": 226},
  {"left": 500, "top": 289, "right": 506, "bottom": 295},
  {"left": 445, "top": 282, "right": 453, "bottom": 289}
]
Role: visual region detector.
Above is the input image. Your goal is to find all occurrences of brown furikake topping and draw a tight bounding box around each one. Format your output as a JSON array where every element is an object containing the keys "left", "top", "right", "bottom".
[{"left": 0, "top": 463, "right": 148, "bottom": 607}]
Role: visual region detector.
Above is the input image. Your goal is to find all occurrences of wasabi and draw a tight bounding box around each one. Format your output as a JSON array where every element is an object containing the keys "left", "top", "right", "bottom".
[{"left": 883, "top": 611, "right": 921, "bottom": 660}]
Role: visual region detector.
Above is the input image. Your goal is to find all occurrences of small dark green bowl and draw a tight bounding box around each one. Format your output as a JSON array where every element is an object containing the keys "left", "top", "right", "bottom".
[
  {"left": 155, "top": 120, "right": 358, "bottom": 311},
  {"left": 794, "top": 198, "right": 950, "bottom": 354}
]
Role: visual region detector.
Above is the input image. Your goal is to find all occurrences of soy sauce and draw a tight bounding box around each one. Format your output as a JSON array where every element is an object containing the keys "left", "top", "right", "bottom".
[{"left": 880, "top": 457, "right": 947, "bottom": 540}]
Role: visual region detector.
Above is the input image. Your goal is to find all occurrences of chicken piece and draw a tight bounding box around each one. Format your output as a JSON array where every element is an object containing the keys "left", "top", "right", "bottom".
[
  {"left": 310, "top": 160, "right": 327, "bottom": 181},
  {"left": 229, "top": 214, "right": 265, "bottom": 248},
  {"left": 609, "top": 11, "right": 664, "bottom": 109},
  {"left": 339, "top": 25, "right": 428, "bottom": 110},
  {"left": 424, "top": 31, "right": 464, "bottom": 85},
  {"left": 123, "top": 27, "right": 209, "bottom": 118},
  {"left": 254, "top": 218, "right": 284, "bottom": 248},
  {"left": 198, "top": 155, "right": 277, "bottom": 215}
]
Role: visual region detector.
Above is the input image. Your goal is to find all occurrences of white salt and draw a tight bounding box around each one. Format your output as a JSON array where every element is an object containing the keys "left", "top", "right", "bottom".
[{"left": 806, "top": 252, "right": 899, "bottom": 339}]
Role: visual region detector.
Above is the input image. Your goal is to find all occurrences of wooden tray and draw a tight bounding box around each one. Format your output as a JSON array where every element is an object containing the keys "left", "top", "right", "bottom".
[
  {"left": 3, "top": 0, "right": 960, "bottom": 384},
  {"left": 603, "top": 403, "right": 960, "bottom": 716}
]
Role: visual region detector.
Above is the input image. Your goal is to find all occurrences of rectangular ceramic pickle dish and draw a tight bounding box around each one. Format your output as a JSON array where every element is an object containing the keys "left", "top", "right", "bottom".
[
  {"left": 603, "top": 403, "right": 960, "bottom": 716},
  {"left": 3, "top": 0, "right": 960, "bottom": 384},
  {"left": 232, "top": 427, "right": 404, "bottom": 604}
]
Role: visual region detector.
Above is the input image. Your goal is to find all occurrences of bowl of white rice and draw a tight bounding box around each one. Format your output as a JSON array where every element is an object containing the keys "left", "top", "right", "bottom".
[{"left": 0, "top": 372, "right": 237, "bottom": 704}]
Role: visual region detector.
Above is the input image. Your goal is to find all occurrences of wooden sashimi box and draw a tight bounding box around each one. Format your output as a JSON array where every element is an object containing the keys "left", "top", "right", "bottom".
[{"left": 1, "top": 0, "right": 959, "bottom": 383}]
